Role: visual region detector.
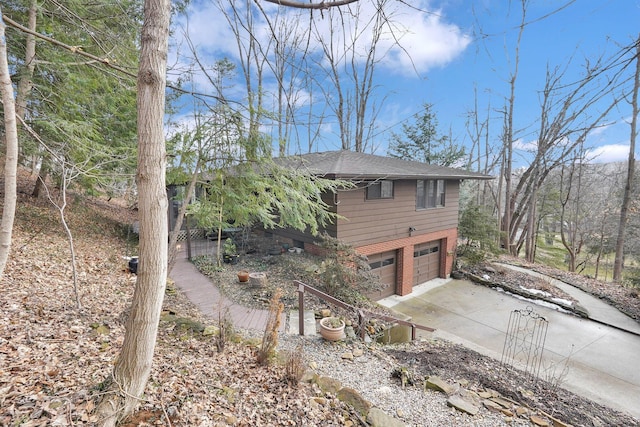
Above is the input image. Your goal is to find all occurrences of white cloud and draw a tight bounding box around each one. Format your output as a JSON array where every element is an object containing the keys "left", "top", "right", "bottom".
[
  {"left": 586, "top": 144, "right": 631, "bottom": 163},
  {"left": 382, "top": 7, "right": 472, "bottom": 75},
  {"left": 513, "top": 138, "right": 537, "bottom": 152},
  {"left": 172, "top": 0, "right": 470, "bottom": 81}
]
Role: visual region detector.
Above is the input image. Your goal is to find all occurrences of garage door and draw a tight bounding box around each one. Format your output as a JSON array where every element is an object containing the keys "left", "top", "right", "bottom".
[
  {"left": 367, "top": 251, "right": 397, "bottom": 300},
  {"left": 413, "top": 241, "right": 440, "bottom": 285}
]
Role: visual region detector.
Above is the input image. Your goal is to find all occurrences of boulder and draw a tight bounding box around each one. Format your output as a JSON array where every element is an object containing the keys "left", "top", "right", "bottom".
[
  {"left": 447, "top": 395, "right": 479, "bottom": 416},
  {"left": 367, "top": 407, "right": 408, "bottom": 427},
  {"left": 315, "top": 376, "right": 342, "bottom": 394},
  {"left": 336, "top": 387, "right": 371, "bottom": 417},
  {"left": 424, "top": 376, "right": 456, "bottom": 395}
]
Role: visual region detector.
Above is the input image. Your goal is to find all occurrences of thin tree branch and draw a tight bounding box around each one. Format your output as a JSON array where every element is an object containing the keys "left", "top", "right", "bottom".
[{"left": 264, "top": 0, "right": 359, "bottom": 9}]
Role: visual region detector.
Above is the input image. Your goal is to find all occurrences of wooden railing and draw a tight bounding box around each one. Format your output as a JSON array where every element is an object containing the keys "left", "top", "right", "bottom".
[{"left": 295, "top": 280, "right": 435, "bottom": 341}]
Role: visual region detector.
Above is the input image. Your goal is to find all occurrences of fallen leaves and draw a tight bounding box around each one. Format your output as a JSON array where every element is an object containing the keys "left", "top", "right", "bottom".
[{"left": 1, "top": 172, "right": 354, "bottom": 426}]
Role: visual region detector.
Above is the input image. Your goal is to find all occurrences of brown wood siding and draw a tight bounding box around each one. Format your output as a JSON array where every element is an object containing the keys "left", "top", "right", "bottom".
[
  {"left": 267, "top": 192, "right": 338, "bottom": 243},
  {"left": 335, "top": 180, "right": 459, "bottom": 247}
]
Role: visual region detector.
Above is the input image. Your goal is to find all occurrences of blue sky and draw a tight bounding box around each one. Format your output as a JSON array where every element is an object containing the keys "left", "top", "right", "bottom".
[{"left": 170, "top": 0, "right": 639, "bottom": 166}]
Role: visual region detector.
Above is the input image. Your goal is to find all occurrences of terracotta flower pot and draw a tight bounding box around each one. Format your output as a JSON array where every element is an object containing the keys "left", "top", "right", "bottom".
[
  {"left": 319, "top": 317, "right": 345, "bottom": 341},
  {"left": 237, "top": 271, "right": 250, "bottom": 283}
]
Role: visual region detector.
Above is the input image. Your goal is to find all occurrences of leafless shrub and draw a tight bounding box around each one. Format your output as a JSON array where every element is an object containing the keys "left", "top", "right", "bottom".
[
  {"left": 282, "top": 343, "right": 307, "bottom": 386},
  {"left": 215, "top": 306, "right": 234, "bottom": 353},
  {"left": 257, "top": 288, "right": 284, "bottom": 365},
  {"left": 391, "top": 365, "right": 416, "bottom": 388}
]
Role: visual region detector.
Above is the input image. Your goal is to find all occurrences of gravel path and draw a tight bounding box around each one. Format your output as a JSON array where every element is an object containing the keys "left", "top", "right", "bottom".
[{"left": 274, "top": 333, "right": 532, "bottom": 427}]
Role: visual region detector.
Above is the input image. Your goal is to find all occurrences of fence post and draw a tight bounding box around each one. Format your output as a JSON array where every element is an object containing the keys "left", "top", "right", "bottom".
[{"left": 298, "top": 282, "right": 305, "bottom": 336}]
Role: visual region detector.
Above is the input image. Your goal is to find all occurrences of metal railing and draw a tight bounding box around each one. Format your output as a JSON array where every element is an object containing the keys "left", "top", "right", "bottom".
[{"left": 295, "top": 280, "right": 435, "bottom": 341}]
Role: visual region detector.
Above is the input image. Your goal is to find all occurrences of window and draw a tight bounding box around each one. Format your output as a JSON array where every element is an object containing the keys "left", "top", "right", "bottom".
[
  {"left": 366, "top": 180, "right": 393, "bottom": 200},
  {"left": 413, "top": 245, "right": 439, "bottom": 257},
  {"left": 416, "top": 179, "right": 445, "bottom": 208},
  {"left": 369, "top": 257, "right": 395, "bottom": 270}
]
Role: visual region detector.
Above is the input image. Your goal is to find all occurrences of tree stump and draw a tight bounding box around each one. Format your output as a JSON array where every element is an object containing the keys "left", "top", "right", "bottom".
[{"left": 249, "top": 272, "right": 267, "bottom": 287}]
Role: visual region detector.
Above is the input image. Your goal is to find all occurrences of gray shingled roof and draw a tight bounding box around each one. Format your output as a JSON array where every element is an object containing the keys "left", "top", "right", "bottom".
[{"left": 275, "top": 150, "right": 493, "bottom": 180}]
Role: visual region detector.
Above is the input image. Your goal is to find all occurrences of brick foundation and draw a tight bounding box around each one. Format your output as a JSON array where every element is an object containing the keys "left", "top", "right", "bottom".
[{"left": 356, "top": 228, "right": 458, "bottom": 296}]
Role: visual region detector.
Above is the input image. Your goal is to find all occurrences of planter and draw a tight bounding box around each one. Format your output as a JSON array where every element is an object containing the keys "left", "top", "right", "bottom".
[
  {"left": 319, "top": 317, "right": 345, "bottom": 341},
  {"left": 249, "top": 272, "right": 268, "bottom": 287},
  {"left": 223, "top": 254, "right": 239, "bottom": 264},
  {"left": 237, "top": 271, "right": 250, "bottom": 282}
]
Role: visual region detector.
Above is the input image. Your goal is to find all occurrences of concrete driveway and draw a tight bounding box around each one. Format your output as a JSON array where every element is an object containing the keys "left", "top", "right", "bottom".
[{"left": 379, "top": 279, "right": 640, "bottom": 420}]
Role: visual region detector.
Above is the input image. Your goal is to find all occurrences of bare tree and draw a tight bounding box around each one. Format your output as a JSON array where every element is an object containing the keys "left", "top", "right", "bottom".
[
  {"left": 613, "top": 36, "right": 639, "bottom": 281},
  {"left": 498, "top": 0, "right": 527, "bottom": 254},
  {"left": 0, "top": 7, "right": 19, "bottom": 280},
  {"left": 311, "top": 0, "right": 390, "bottom": 152},
  {"left": 96, "top": 0, "right": 170, "bottom": 424},
  {"left": 506, "top": 56, "right": 620, "bottom": 260}
]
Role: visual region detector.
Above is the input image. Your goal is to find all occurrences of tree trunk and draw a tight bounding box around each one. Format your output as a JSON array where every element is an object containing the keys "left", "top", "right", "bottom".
[
  {"left": 96, "top": 1, "right": 170, "bottom": 425},
  {"left": 32, "top": 155, "right": 50, "bottom": 198},
  {"left": 15, "top": 0, "right": 37, "bottom": 122},
  {"left": 613, "top": 37, "right": 639, "bottom": 282},
  {"left": 167, "top": 158, "right": 201, "bottom": 272},
  {"left": 0, "top": 10, "right": 19, "bottom": 280}
]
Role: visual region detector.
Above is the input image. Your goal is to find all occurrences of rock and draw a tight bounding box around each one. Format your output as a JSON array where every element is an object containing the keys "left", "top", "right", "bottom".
[
  {"left": 301, "top": 371, "right": 316, "bottom": 383},
  {"left": 341, "top": 352, "right": 354, "bottom": 360},
  {"left": 336, "top": 387, "right": 371, "bottom": 417},
  {"left": 367, "top": 407, "right": 408, "bottom": 427},
  {"left": 484, "top": 266, "right": 497, "bottom": 273},
  {"left": 312, "top": 397, "right": 327, "bottom": 406},
  {"left": 530, "top": 415, "right": 551, "bottom": 426},
  {"left": 490, "top": 397, "right": 512, "bottom": 409},
  {"left": 551, "top": 416, "right": 573, "bottom": 427},
  {"left": 316, "top": 376, "right": 342, "bottom": 394},
  {"left": 308, "top": 398, "right": 319, "bottom": 410},
  {"left": 483, "top": 399, "right": 503, "bottom": 413},
  {"left": 320, "top": 309, "right": 332, "bottom": 318},
  {"left": 485, "top": 388, "right": 500, "bottom": 398},
  {"left": 353, "top": 348, "right": 364, "bottom": 357},
  {"left": 478, "top": 391, "right": 493, "bottom": 399},
  {"left": 515, "top": 406, "right": 528, "bottom": 417},
  {"left": 447, "top": 395, "right": 479, "bottom": 416},
  {"left": 424, "top": 376, "right": 456, "bottom": 395},
  {"left": 501, "top": 409, "right": 514, "bottom": 417}
]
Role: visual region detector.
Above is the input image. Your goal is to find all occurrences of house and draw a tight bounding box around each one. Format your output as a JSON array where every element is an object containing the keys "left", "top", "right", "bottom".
[{"left": 270, "top": 150, "right": 493, "bottom": 299}]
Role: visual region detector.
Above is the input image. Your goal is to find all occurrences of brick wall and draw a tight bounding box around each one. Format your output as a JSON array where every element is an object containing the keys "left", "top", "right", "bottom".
[{"left": 356, "top": 227, "right": 458, "bottom": 296}]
